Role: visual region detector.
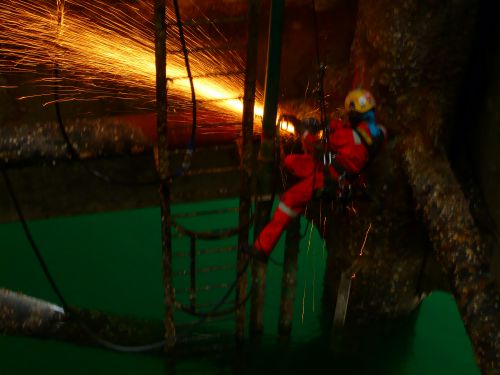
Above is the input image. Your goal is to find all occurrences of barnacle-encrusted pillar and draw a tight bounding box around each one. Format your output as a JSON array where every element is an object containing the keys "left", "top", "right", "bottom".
[
  {"left": 0, "top": 288, "right": 163, "bottom": 346},
  {"left": 154, "top": 0, "right": 176, "bottom": 350},
  {"left": 403, "top": 135, "right": 499, "bottom": 374},
  {"left": 251, "top": 0, "right": 284, "bottom": 337},
  {"left": 345, "top": 0, "right": 499, "bottom": 372},
  {"left": 278, "top": 216, "right": 300, "bottom": 338},
  {"left": 236, "top": 0, "right": 261, "bottom": 341}
]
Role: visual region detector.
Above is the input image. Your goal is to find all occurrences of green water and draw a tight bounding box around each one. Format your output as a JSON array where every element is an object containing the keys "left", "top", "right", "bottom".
[{"left": 0, "top": 199, "right": 480, "bottom": 374}]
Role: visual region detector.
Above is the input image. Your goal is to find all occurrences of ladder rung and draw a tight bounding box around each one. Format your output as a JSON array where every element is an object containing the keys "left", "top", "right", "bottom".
[
  {"left": 183, "top": 166, "right": 240, "bottom": 176},
  {"left": 174, "top": 245, "right": 237, "bottom": 257},
  {"left": 176, "top": 283, "right": 231, "bottom": 294},
  {"left": 172, "top": 207, "right": 238, "bottom": 219},
  {"left": 173, "top": 264, "right": 235, "bottom": 277},
  {"left": 190, "top": 301, "right": 236, "bottom": 309},
  {"left": 176, "top": 315, "right": 233, "bottom": 327}
]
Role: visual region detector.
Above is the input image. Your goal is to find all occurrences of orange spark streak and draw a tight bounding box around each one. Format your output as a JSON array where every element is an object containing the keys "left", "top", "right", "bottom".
[
  {"left": 0, "top": 0, "right": 272, "bottom": 124},
  {"left": 359, "top": 223, "right": 372, "bottom": 256}
]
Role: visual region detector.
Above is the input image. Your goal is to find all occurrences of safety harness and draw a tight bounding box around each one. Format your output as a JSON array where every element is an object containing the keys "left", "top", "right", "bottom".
[{"left": 317, "top": 122, "right": 385, "bottom": 209}]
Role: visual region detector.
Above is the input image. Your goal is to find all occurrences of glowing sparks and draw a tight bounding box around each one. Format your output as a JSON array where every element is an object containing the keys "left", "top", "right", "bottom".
[
  {"left": 301, "top": 279, "right": 306, "bottom": 324},
  {"left": 351, "top": 223, "right": 372, "bottom": 279},
  {"left": 359, "top": 222, "right": 372, "bottom": 256},
  {"left": 279, "top": 119, "right": 295, "bottom": 134},
  {"left": 0, "top": 0, "right": 264, "bottom": 122}
]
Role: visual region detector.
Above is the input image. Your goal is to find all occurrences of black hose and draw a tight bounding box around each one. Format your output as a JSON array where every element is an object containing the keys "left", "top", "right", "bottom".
[
  {"left": 53, "top": 65, "right": 160, "bottom": 187},
  {"left": 1, "top": 168, "right": 68, "bottom": 309}
]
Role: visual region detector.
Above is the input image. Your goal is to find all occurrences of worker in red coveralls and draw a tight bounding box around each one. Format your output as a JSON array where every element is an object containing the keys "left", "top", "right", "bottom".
[{"left": 252, "top": 88, "right": 386, "bottom": 261}]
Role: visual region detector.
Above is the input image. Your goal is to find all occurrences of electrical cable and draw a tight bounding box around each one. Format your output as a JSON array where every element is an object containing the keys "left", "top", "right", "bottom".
[
  {"left": 53, "top": 65, "right": 160, "bottom": 187},
  {"left": 1, "top": 168, "right": 68, "bottom": 309},
  {"left": 1, "top": 165, "right": 253, "bottom": 352},
  {"left": 173, "top": 0, "right": 196, "bottom": 173}
]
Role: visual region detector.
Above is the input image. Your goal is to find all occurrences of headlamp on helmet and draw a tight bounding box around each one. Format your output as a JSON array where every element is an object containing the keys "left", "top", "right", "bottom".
[{"left": 344, "top": 88, "right": 376, "bottom": 115}]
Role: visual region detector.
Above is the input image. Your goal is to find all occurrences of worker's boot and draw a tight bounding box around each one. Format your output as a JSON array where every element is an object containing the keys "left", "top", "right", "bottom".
[
  {"left": 240, "top": 244, "right": 269, "bottom": 264},
  {"left": 253, "top": 208, "right": 293, "bottom": 256}
]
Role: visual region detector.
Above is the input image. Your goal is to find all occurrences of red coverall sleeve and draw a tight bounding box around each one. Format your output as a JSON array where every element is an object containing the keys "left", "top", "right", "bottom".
[{"left": 329, "top": 118, "right": 344, "bottom": 133}]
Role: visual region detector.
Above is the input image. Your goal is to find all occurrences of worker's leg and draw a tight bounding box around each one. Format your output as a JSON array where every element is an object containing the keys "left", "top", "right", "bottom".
[
  {"left": 283, "top": 154, "right": 316, "bottom": 178},
  {"left": 254, "top": 170, "right": 324, "bottom": 255}
]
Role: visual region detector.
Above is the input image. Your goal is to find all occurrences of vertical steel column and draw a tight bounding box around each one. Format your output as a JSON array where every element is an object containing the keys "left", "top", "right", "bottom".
[
  {"left": 278, "top": 216, "right": 300, "bottom": 338},
  {"left": 189, "top": 236, "right": 196, "bottom": 309},
  {"left": 154, "top": 0, "right": 176, "bottom": 350},
  {"left": 251, "top": 0, "right": 284, "bottom": 336},
  {"left": 236, "top": 0, "right": 261, "bottom": 341}
]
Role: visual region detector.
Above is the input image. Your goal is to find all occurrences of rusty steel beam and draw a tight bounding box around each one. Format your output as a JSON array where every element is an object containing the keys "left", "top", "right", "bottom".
[
  {"left": 251, "top": 0, "right": 284, "bottom": 337},
  {"left": 403, "top": 134, "right": 500, "bottom": 375},
  {"left": 278, "top": 216, "right": 300, "bottom": 338},
  {"left": 0, "top": 288, "right": 163, "bottom": 348},
  {"left": 154, "top": 0, "right": 176, "bottom": 350},
  {"left": 236, "top": 0, "right": 261, "bottom": 341}
]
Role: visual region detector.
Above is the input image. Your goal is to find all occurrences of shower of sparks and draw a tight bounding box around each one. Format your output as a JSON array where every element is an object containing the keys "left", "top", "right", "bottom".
[
  {"left": 306, "top": 221, "right": 314, "bottom": 255},
  {"left": 0, "top": 0, "right": 280, "bottom": 127},
  {"left": 359, "top": 223, "right": 372, "bottom": 256},
  {"left": 301, "top": 279, "right": 306, "bottom": 324},
  {"left": 351, "top": 223, "right": 372, "bottom": 279}
]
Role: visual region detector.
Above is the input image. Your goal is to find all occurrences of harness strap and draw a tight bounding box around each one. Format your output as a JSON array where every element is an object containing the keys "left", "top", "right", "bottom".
[{"left": 331, "top": 157, "right": 359, "bottom": 181}]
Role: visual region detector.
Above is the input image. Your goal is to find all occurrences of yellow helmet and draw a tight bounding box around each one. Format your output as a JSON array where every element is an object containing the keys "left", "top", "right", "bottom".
[{"left": 344, "top": 88, "right": 376, "bottom": 114}]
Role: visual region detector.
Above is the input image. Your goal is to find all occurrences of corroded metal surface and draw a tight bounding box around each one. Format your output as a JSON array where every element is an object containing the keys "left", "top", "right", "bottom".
[
  {"left": 278, "top": 216, "right": 300, "bottom": 337},
  {"left": 320, "top": 0, "right": 487, "bottom": 348},
  {"left": 236, "top": 0, "right": 260, "bottom": 341},
  {"left": 154, "top": 0, "right": 176, "bottom": 350},
  {"left": 0, "top": 288, "right": 163, "bottom": 346},
  {"left": 251, "top": 0, "right": 284, "bottom": 337},
  {"left": 0, "top": 119, "right": 150, "bottom": 163},
  {"left": 403, "top": 135, "right": 500, "bottom": 374},
  {"left": 0, "top": 288, "right": 65, "bottom": 335}
]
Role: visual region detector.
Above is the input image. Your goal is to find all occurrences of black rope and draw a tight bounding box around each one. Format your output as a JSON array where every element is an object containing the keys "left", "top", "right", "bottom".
[
  {"left": 175, "top": 261, "right": 252, "bottom": 318},
  {"left": 1, "top": 168, "right": 68, "bottom": 308},
  {"left": 53, "top": 65, "right": 160, "bottom": 187},
  {"left": 173, "top": 0, "right": 196, "bottom": 173}
]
